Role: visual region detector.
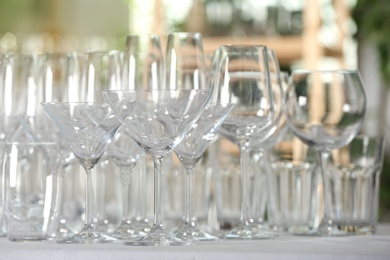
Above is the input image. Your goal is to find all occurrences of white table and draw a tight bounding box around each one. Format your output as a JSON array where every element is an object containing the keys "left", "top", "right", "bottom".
[{"left": 1, "top": 225, "right": 390, "bottom": 260}]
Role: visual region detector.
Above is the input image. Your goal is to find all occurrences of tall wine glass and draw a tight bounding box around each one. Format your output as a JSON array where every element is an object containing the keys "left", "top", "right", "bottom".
[
  {"left": 103, "top": 89, "right": 211, "bottom": 246},
  {"left": 41, "top": 102, "right": 121, "bottom": 243},
  {"left": 209, "top": 45, "right": 280, "bottom": 239},
  {"left": 108, "top": 127, "right": 148, "bottom": 239},
  {"left": 285, "top": 70, "right": 366, "bottom": 236},
  {"left": 110, "top": 34, "right": 164, "bottom": 238},
  {"left": 122, "top": 34, "right": 164, "bottom": 90},
  {"left": 248, "top": 71, "right": 288, "bottom": 239},
  {"left": 165, "top": 32, "right": 206, "bottom": 90},
  {"left": 79, "top": 50, "right": 122, "bottom": 234},
  {"left": 172, "top": 102, "right": 234, "bottom": 242}
]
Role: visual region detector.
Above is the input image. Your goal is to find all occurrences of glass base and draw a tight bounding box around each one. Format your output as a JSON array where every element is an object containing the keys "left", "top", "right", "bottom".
[
  {"left": 123, "top": 225, "right": 191, "bottom": 246},
  {"left": 318, "top": 224, "right": 349, "bottom": 236},
  {"left": 172, "top": 224, "right": 219, "bottom": 242},
  {"left": 57, "top": 225, "right": 117, "bottom": 244},
  {"left": 8, "top": 236, "right": 53, "bottom": 242},
  {"left": 56, "top": 221, "right": 77, "bottom": 238},
  {"left": 288, "top": 225, "right": 320, "bottom": 236},
  {"left": 111, "top": 220, "right": 151, "bottom": 240},
  {"left": 225, "top": 223, "right": 276, "bottom": 240}
]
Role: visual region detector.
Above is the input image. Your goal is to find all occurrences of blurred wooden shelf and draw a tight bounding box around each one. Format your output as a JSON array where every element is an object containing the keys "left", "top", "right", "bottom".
[{"left": 203, "top": 36, "right": 343, "bottom": 66}]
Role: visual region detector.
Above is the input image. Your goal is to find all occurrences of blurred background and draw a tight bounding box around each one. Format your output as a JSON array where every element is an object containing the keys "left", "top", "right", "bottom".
[{"left": 0, "top": 0, "right": 389, "bottom": 221}]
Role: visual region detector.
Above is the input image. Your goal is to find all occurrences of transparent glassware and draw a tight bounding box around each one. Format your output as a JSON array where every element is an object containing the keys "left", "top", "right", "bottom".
[
  {"left": 285, "top": 70, "right": 367, "bottom": 236},
  {"left": 165, "top": 32, "right": 206, "bottom": 90},
  {"left": 39, "top": 52, "right": 84, "bottom": 237},
  {"left": 172, "top": 103, "right": 234, "bottom": 242},
  {"left": 41, "top": 102, "right": 121, "bottom": 243},
  {"left": 122, "top": 34, "right": 164, "bottom": 90},
  {"left": 114, "top": 34, "right": 165, "bottom": 236},
  {"left": 248, "top": 69, "right": 289, "bottom": 238},
  {"left": 103, "top": 89, "right": 211, "bottom": 246},
  {"left": 2, "top": 142, "right": 62, "bottom": 242},
  {"left": 208, "top": 45, "right": 281, "bottom": 239},
  {"left": 79, "top": 50, "right": 122, "bottom": 234},
  {"left": 0, "top": 53, "right": 41, "bottom": 142},
  {"left": 108, "top": 127, "right": 150, "bottom": 240}
]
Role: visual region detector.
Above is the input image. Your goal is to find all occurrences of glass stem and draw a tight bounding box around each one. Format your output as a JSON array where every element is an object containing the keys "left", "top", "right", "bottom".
[
  {"left": 120, "top": 166, "right": 134, "bottom": 223},
  {"left": 136, "top": 157, "right": 146, "bottom": 219},
  {"left": 85, "top": 169, "right": 94, "bottom": 228},
  {"left": 183, "top": 164, "right": 195, "bottom": 226},
  {"left": 153, "top": 157, "right": 163, "bottom": 228},
  {"left": 316, "top": 150, "right": 332, "bottom": 226},
  {"left": 239, "top": 141, "right": 251, "bottom": 226}
]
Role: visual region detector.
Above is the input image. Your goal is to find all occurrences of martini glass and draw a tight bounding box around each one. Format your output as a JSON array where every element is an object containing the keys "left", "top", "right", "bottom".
[
  {"left": 41, "top": 102, "right": 121, "bottom": 243},
  {"left": 103, "top": 89, "right": 211, "bottom": 246},
  {"left": 172, "top": 102, "right": 234, "bottom": 242}
]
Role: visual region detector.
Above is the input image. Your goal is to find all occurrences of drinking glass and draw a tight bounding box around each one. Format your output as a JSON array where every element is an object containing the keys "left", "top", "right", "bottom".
[
  {"left": 2, "top": 142, "right": 61, "bottom": 241},
  {"left": 79, "top": 50, "right": 122, "bottom": 234},
  {"left": 103, "top": 89, "right": 211, "bottom": 246},
  {"left": 209, "top": 45, "right": 280, "bottom": 239},
  {"left": 109, "top": 127, "right": 149, "bottom": 239},
  {"left": 285, "top": 70, "right": 366, "bottom": 236},
  {"left": 122, "top": 34, "right": 164, "bottom": 90},
  {"left": 0, "top": 53, "right": 41, "bottom": 141},
  {"left": 41, "top": 102, "right": 121, "bottom": 243},
  {"left": 172, "top": 103, "right": 234, "bottom": 242},
  {"left": 113, "top": 34, "right": 165, "bottom": 236},
  {"left": 165, "top": 32, "right": 206, "bottom": 90},
  {"left": 249, "top": 70, "right": 289, "bottom": 234},
  {"left": 267, "top": 129, "right": 321, "bottom": 234},
  {"left": 327, "top": 135, "right": 385, "bottom": 235},
  {"left": 80, "top": 50, "right": 122, "bottom": 102}
]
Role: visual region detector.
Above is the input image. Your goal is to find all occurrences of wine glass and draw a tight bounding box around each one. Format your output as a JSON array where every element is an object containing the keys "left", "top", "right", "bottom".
[
  {"left": 208, "top": 45, "right": 281, "bottom": 239},
  {"left": 248, "top": 71, "right": 289, "bottom": 238},
  {"left": 108, "top": 127, "right": 149, "bottom": 239},
  {"left": 171, "top": 102, "right": 234, "bottom": 242},
  {"left": 122, "top": 34, "right": 164, "bottom": 90},
  {"left": 79, "top": 50, "right": 123, "bottom": 234},
  {"left": 109, "top": 34, "right": 165, "bottom": 237},
  {"left": 165, "top": 32, "right": 206, "bottom": 90},
  {"left": 285, "top": 69, "right": 366, "bottom": 236},
  {"left": 102, "top": 89, "right": 211, "bottom": 246},
  {"left": 41, "top": 102, "right": 121, "bottom": 243}
]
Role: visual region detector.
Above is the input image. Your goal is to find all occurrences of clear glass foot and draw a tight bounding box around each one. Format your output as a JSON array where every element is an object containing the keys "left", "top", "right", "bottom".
[
  {"left": 225, "top": 223, "right": 276, "bottom": 240},
  {"left": 172, "top": 224, "right": 219, "bottom": 242},
  {"left": 56, "top": 225, "right": 117, "bottom": 244},
  {"left": 111, "top": 219, "right": 151, "bottom": 240},
  {"left": 123, "top": 225, "right": 191, "bottom": 246}
]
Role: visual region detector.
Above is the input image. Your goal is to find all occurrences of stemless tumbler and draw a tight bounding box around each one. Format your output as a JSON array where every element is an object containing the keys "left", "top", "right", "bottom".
[
  {"left": 327, "top": 135, "right": 385, "bottom": 235},
  {"left": 2, "top": 142, "right": 62, "bottom": 241}
]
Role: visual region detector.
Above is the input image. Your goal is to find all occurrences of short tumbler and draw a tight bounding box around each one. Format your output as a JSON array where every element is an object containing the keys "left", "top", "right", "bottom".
[
  {"left": 326, "top": 135, "right": 384, "bottom": 235},
  {"left": 267, "top": 131, "right": 322, "bottom": 235},
  {"left": 2, "top": 142, "right": 62, "bottom": 241}
]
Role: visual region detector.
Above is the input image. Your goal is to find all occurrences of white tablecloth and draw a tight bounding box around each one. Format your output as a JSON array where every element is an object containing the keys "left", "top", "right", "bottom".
[{"left": 1, "top": 225, "right": 390, "bottom": 260}]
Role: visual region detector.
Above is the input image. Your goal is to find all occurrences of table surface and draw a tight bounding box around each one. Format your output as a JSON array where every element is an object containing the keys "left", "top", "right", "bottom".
[{"left": 1, "top": 225, "right": 390, "bottom": 260}]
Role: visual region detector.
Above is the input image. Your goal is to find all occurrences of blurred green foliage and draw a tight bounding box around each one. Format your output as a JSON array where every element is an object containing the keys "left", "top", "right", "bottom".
[
  {"left": 353, "top": 0, "right": 390, "bottom": 87},
  {"left": 353, "top": 0, "right": 390, "bottom": 222}
]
